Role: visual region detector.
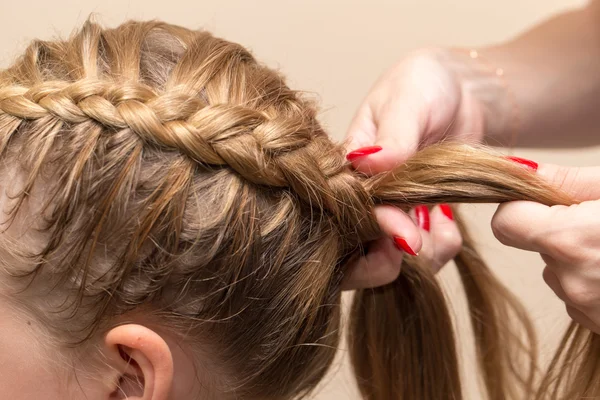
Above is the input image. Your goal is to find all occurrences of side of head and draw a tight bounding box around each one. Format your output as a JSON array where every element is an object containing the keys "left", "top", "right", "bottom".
[{"left": 0, "top": 20, "right": 378, "bottom": 399}]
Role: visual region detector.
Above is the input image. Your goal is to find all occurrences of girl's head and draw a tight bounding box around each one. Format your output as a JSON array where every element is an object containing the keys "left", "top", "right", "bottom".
[
  {"left": 2, "top": 18, "right": 598, "bottom": 400},
  {"left": 0, "top": 20, "right": 376, "bottom": 399}
]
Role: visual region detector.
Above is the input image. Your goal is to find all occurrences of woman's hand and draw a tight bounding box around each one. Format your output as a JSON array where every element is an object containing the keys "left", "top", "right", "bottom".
[
  {"left": 345, "top": 48, "right": 491, "bottom": 174},
  {"left": 342, "top": 2, "right": 600, "bottom": 290},
  {"left": 341, "top": 203, "right": 463, "bottom": 290},
  {"left": 492, "top": 162, "right": 600, "bottom": 334},
  {"left": 343, "top": 48, "right": 502, "bottom": 290}
]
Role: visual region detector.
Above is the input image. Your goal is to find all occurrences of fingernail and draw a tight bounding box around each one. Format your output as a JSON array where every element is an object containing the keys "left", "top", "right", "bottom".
[
  {"left": 439, "top": 204, "right": 454, "bottom": 221},
  {"left": 506, "top": 156, "right": 538, "bottom": 171},
  {"left": 346, "top": 146, "right": 382, "bottom": 161},
  {"left": 393, "top": 236, "right": 417, "bottom": 256},
  {"left": 414, "top": 205, "right": 430, "bottom": 231}
]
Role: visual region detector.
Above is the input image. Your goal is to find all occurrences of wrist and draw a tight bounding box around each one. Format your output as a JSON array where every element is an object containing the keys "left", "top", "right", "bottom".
[{"left": 435, "top": 46, "right": 520, "bottom": 147}]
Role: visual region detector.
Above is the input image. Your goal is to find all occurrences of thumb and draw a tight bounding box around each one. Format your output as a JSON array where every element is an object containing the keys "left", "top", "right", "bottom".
[
  {"left": 346, "top": 98, "right": 424, "bottom": 176},
  {"left": 537, "top": 163, "right": 600, "bottom": 201}
]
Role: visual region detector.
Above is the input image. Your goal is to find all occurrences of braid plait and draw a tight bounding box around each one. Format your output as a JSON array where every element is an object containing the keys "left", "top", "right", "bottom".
[{"left": 0, "top": 78, "right": 380, "bottom": 243}]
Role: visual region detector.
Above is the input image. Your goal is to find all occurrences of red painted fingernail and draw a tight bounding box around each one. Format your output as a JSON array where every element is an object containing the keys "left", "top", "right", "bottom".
[
  {"left": 439, "top": 204, "right": 454, "bottom": 221},
  {"left": 346, "top": 146, "right": 382, "bottom": 161},
  {"left": 506, "top": 156, "right": 538, "bottom": 171},
  {"left": 393, "top": 236, "right": 417, "bottom": 256},
  {"left": 415, "top": 205, "right": 430, "bottom": 231}
]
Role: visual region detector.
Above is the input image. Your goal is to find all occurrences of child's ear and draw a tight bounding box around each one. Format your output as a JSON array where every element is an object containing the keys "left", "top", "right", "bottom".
[{"left": 104, "top": 324, "right": 174, "bottom": 400}]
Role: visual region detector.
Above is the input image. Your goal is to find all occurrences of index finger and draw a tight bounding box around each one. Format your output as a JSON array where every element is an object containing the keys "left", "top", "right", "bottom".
[
  {"left": 537, "top": 163, "right": 600, "bottom": 202},
  {"left": 346, "top": 98, "right": 423, "bottom": 176}
]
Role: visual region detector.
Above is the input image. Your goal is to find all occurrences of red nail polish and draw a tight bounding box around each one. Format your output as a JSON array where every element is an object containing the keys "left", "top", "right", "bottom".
[
  {"left": 393, "top": 236, "right": 417, "bottom": 256},
  {"left": 506, "top": 156, "right": 538, "bottom": 171},
  {"left": 414, "top": 205, "right": 430, "bottom": 231},
  {"left": 346, "top": 146, "right": 382, "bottom": 161},
  {"left": 439, "top": 204, "right": 454, "bottom": 221}
]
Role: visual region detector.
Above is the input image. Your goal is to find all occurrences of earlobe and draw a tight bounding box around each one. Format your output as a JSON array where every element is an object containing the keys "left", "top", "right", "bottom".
[{"left": 104, "top": 324, "right": 174, "bottom": 400}]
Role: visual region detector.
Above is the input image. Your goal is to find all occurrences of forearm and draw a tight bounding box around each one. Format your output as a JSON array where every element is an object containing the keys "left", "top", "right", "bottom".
[{"left": 477, "top": 2, "right": 600, "bottom": 148}]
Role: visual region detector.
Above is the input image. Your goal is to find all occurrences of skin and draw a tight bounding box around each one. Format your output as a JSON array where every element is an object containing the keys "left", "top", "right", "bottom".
[
  {"left": 343, "top": 1, "right": 600, "bottom": 334},
  {"left": 0, "top": 259, "right": 206, "bottom": 400},
  {"left": 0, "top": 311, "right": 174, "bottom": 399},
  {"left": 493, "top": 163, "right": 600, "bottom": 334},
  {"left": 0, "top": 169, "right": 204, "bottom": 399},
  {"left": 0, "top": 300, "right": 64, "bottom": 399}
]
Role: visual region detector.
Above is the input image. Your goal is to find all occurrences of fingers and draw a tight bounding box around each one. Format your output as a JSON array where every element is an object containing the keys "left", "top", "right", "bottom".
[
  {"left": 343, "top": 204, "right": 462, "bottom": 290},
  {"left": 543, "top": 263, "right": 600, "bottom": 334},
  {"left": 375, "top": 204, "right": 423, "bottom": 256},
  {"left": 341, "top": 205, "right": 421, "bottom": 291},
  {"left": 364, "top": 99, "right": 422, "bottom": 173},
  {"left": 417, "top": 205, "right": 463, "bottom": 274},
  {"left": 492, "top": 198, "right": 600, "bottom": 265},
  {"left": 340, "top": 235, "right": 403, "bottom": 291},
  {"left": 345, "top": 103, "right": 377, "bottom": 152},
  {"left": 345, "top": 97, "right": 423, "bottom": 176},
  {"left": 537, "top": 163, "right": 600, "bottom": 202},
  {"left": 565, "top": 305, "right": 600, "bottom": 334},
  {"left": 491, "top": 200, "right": 566, "bottom": 254},
  {"left": 542, "top": 266, "right": 570, "bottom": 304},
  {"left": 428, "top": 205, "right": 463, "bottom": 273}
]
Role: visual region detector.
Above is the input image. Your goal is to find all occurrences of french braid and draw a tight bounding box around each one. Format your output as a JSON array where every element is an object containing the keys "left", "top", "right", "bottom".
[{"left": 0, "top": 19, "right": 598, "bottom": 400}]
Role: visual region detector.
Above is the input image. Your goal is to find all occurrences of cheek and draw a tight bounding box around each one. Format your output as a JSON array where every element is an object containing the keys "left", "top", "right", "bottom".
[{"left": 0, "top": 304, "right": 62, "bottom": 399}]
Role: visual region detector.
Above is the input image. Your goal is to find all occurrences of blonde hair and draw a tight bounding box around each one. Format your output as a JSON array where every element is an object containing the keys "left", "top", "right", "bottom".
[{"left": 0, "top": 19, "right": 598, "bottom": 399}]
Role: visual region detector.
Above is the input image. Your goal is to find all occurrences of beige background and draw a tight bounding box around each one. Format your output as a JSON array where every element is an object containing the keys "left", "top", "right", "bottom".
[{"left": 0, "top": 0, "right": 596, "bottom": 398}]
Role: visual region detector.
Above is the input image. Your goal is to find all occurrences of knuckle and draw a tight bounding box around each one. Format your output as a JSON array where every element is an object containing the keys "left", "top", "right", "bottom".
[
  {"left": 432, "top": 229, "right": 463, "bottom": 271},
  {"left": 565, "top": 305, "right": 582, "bottom": 324},
  {"left": 542, "top": 232, "right": 581, "bottom": 262},
  {"left": 561, "top": 278, "right": 599, "bottom": 307},
  {"left": 491, "top": 211, "right": 516, "bottom": 245},
  {"left": 551, "top": 166, "right": 589, "bottom": 198},
  {"left": 564, "top": 305, "right": 593, "bottom": 330},
  {"left": 440, "top": 228, "right": 463, "bottom": 256},
  {"left": 376, "top": 260, "right": 402, "bottom": 284},
  {"left": 541, "top": 267, "right": 555, "bottom": 287},
  {"left": 371, "top": 248, "right": 403, "bottom": 286},
  {"left": 548, "top": 166, "right": 576, "bottom": 190},
  {"left": 527, "top": 205, "right": 585, "bottom": 262}
]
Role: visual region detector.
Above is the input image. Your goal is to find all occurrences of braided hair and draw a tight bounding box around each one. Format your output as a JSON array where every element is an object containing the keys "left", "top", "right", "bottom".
[{"left": 0, "top": 19, "right": 598, "bottom": 400}]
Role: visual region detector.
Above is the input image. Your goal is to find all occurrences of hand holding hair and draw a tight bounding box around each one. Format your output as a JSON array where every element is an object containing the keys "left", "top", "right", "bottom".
[
  {"left": 492, "top": 162, "right": 600, "bottom": 334},
  {"left": 343, "top": 46, "right": 497, "bottom": 290},
  {"left": 343, "top": 3, "right": 600, "bottom": 397},
  {"left": 344, "top": 1, "right": 600, "bottom": 294}
]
